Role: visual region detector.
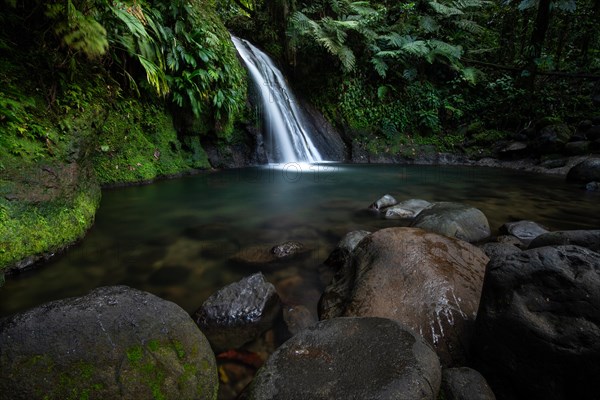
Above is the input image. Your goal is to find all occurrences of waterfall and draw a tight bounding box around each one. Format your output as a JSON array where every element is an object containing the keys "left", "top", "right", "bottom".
[{"left": 231, "top": 36, "right": 324, "bottom": 164}]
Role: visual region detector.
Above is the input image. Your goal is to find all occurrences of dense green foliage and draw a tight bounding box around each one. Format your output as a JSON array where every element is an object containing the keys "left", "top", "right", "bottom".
[
  {"left": 220, "top": 0, "right": 599, "bottom": 152},
  {"left": 0, "top": 0, "right": 248, "bottom": 275}
]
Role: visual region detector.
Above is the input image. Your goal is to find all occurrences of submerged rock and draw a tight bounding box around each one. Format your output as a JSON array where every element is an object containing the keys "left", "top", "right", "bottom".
[
  {"left": 320, "top": 227, "right": 489, "bottom": 366},
  {"left": 193, "top": 273, "right": 280, "bottom": 352},
  {"left": 474, "top": 245, "right": 600, "bottom": 400},
  {"left": 0, "top": 286, "right": 218, "bottom": 400},
  {"left": 271, "top": 241, "right": 304, "bottom": 258},
  {"left": 410, "top": 202, "right": 491, "bottom": 243},
  {"left": 246, "top": 317, "right": 441, "bottom": 400},
  {"left": 479, "top": 242, "right": 522, "bottom": 260}
]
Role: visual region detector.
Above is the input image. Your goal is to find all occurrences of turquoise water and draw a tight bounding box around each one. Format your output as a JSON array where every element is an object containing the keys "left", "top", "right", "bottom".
[{"left": 1, "top": 164, "right": 599, "bottom": 317}]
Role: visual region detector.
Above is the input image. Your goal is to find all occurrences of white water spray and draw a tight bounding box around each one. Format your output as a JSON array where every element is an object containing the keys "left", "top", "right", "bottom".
[{"left": 231, "top": 36, "right": 324, "bottom": 163}]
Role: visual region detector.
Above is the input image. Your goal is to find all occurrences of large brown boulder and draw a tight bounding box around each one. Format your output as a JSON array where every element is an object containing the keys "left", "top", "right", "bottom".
[
  {"left": 320, "top": 227, "right": 489, "bottom": 366},
  {"left": 0, "top": 286, "right": 218, "bottom": 400}
]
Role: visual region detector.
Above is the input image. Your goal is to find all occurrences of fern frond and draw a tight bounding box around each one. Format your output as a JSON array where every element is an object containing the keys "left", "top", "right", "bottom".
[
  {"left": 452, "top": 19, "right": 484, "bottom": 35},
  {"left": 429, "top": 1, "right": 464, "bottom": 17},
  {"left": 419, "top": 15, "right": 440, "bottom": 33},
  {"left": 401, "top": 40, "right": 429, "bottom": 57},
  {"left": 371, "top": 57, "right": 388, "bottom": 77}
]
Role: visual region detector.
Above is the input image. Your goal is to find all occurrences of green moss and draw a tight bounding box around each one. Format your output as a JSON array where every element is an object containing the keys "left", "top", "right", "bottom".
[
  {"left": 173, "top": 340, "right": 186, "bottom": 359},
  {"left": 0, "top": 163, "right": 101, "bottom": 270},
  {"left": 20, "top": 356, "right": 103, "bottom": 400},
  {"left": 127, "top": 346, "right": 144, "bottom": 364}
]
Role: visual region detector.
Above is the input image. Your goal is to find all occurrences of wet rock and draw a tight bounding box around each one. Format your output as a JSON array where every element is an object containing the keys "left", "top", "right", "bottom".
[
  {"left": 246, "top": 317, "right": 441, "bottom": 400},
  {"left": 324, "top": 230, "right": 371, "bottom": 270},
  {"left": 384, "top": 199, "right": 432, "bottom": 219},
  {"left": 533, "top": 123, "right": 572, "bottom": 153},
  {"left": 442, "top": 367, "right": 496, "bottom": 400},
  {"left": 0, "top": 286, "right": 217, "bottom": 400},
  {"left": 566, "top": 157, "right": 600, "bottom": 183},
  {"left": 498, "top": 141, "right": 528, "bottom": 159},
  {"left": 194, "top": 273, "right": 280, "bottom": 352},
  {"left": 368, "top": 194, "right": 397, "bottom": 210},
  {"left": 320, "top": 227, "right": 489, "bottom": 366},
  {"left": 271, "top": 241, "right": 304, "bottom": 258},
  {"left": 586, "top": 181, "right": 600, "bottom": 191},
  {"left": 230, "top": 245, "right": 277, "bottom": 266},
  {"left": 539, "top": 158, "right": 567, "bottom": 169},
  {"left": 411, "top": 202, "right": 491, "bottom": 243},
  {"left": 283, "top": 305, "right": 317, "bottom": 335},
  {"left": 587, "top": 125, "right": 600, "bottom": 141},
  {"left": 474, "top": 246, "right": 600, "bottom": 400},
  {"left": 499, "top": 220, "right": 549, "bottom": 245},
  {"left": 565, "top": 141, "right": 591, "bottom": 156},
  {"left": 479, "top": 242, "right": 522, "bottom": 260},
  {"left": 528, "top": 230, "right": 600, "bottom": 252}
]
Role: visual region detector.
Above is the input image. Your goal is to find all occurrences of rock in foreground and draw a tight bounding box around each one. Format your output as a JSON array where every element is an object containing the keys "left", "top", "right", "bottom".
[
  {"left": 320, "top": 227, "right": 489, "bottom": 366},
  {"left": 194, "top": 273, "right": 280, "bottom": 352},
  {"left": 475, "top": 245, "right": 600, "bottom": 400},
  {"left": 246, "top": 317, "right": 441, "bottom": 400},
  {"left": 0, "top": 286, "right": 217, "bottom": 400}
]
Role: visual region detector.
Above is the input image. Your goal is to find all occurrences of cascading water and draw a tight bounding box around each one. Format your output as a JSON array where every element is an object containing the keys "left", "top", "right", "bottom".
[{"left": 231, "top": 36, "right": 324, "bottom": 163}]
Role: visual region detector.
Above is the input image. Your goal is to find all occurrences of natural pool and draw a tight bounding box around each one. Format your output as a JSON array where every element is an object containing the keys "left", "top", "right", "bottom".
[{"left": 1, "top": 164, "right": 599, "bottom": 318}]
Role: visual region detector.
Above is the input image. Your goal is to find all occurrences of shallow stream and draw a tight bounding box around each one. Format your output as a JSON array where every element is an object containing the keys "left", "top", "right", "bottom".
[{"left": 1, "top": 164, "right": 599, "bottom": 318}]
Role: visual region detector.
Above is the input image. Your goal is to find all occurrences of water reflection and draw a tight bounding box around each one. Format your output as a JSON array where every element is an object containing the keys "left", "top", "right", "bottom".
[{"left": 1, "top": 164, "right": 598, "bottom": 317}]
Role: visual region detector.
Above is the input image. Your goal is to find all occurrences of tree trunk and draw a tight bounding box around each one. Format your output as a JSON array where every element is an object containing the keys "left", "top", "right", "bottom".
[{"left": 521, "top": 0, "right": 552, "bottom": 91}]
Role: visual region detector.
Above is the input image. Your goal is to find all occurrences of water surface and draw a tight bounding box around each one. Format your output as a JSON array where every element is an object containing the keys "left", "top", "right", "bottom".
[{"left": 1, "top": 164, "right": 599, "bottom": 317}]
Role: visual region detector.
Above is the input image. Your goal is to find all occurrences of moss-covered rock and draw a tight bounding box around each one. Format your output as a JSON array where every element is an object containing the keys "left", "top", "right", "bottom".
[
  {"left": 0, "top": 161, "right": 100, "bottom": 272},
  {"left": 0, "top": 286, "right": 218, "bottom": 400}
]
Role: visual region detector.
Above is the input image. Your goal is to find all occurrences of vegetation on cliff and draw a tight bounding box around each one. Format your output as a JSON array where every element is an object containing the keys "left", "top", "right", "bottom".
[
  {"left": 0, "top": 0, "right": 248, "bottom": 276},
  {"left": 224, "top": 0, "right": 599, "bottom": 154}
]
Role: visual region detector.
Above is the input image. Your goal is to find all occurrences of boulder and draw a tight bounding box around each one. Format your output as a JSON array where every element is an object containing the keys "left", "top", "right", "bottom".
[
  {"left": 193, "top": 273, "right": 280, "bottom": 351},
  {"left": 498, "top": 141, "right": 528, "bottom": 159},
  {"left": 586, "top": 181, "right": 600, "bottom": 191},
  {"left": 499, "top": 220, "right": 549, "bottom": 245},
  {"left": 368, "top": 194, "right": 397, "bottom": 210},
  {"left": 587, "top": 125, "right": 600, "bottom": 141},
  {"left": 324, "top": 230, "right": 371, "bottom": 270},
  {"left": 533, "top": 123, "right": 572, "bottom": 153},
  {"left": 246, "top": 317, "right": 441, "bottom": 400},
  {"left": 565, "top": 141, "right": 591, "bottom": 156},
  {"left": 411, "top": 202, "right": 491, "bottom": 243},
  {"left": 474, "top": 246, "right": 600, "bottom": 400},
  {"left": 384, "top": 199, "right": 432, "bottom": 219},
  {"left": 320, "top": 227, "right": 489, "bottom": 366},
  {"left": 566, "top": 158, "right": 600, "bottom": 183},
  {"left": 528, "top": 230, "right": 600, "bottom": 252},
  {"left": 442, "top": 367, "right": 496, "bottom": 400},
  {"left": 479, "top": 242, "right": 521, "bottom": 260},
  {"left": 0, "top": 286, "right": 218, "bottom": 400}
]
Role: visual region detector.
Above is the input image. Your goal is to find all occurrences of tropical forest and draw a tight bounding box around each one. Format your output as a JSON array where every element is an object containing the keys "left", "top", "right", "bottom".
[{"left": 0, "top": 0, "right": 599, "bottom": 399}]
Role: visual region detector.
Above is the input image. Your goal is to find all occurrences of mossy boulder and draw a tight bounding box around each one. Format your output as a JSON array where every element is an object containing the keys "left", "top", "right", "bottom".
[{"left": 0, "top": 286, "right": 218, "bottom": 400}]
